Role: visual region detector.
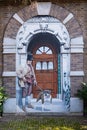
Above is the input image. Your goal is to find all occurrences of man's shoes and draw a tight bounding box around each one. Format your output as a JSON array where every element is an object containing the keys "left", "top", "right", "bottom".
[
  {"left": 27, "top": 104, "right": 34, "bottom": 109},
  {"left": 22, "top": 104, "right": 34, "bottom": 111}
]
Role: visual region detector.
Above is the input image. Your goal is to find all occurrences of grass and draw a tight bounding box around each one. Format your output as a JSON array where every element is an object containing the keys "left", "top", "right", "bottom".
[{"left": 0, "top": 116, "right": 87, "bottom": 130}]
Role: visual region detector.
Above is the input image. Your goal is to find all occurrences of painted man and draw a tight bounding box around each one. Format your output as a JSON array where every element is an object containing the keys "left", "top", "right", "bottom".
[{"left": 16, "top": 53, "right": 37, "bottom": 111}]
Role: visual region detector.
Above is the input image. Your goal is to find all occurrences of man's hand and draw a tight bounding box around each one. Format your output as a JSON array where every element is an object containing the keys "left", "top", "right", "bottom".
[
  {"left": 34, "top": 80, "right": 37, "bottom": 86},
  {"left": 23, "top": 77, "right": 27, "bottom": 82}
]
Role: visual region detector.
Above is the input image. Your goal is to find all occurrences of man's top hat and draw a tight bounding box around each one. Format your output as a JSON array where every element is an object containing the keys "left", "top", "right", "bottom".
[{"left": 27, "top": 53, "right": 33, "bottom": 61}]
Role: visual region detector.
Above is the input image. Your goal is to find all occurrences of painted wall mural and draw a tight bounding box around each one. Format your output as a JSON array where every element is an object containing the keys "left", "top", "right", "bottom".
[
  {"left": 2, "top": 2, "right": 84, "bottom": 113},
  {"left": 16, "top": 16, "right": 70, "bottom": 113}
]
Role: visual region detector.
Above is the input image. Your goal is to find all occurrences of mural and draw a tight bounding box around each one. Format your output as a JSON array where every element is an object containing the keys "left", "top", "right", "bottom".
[
  {"left": 2, "top": 2, "right": 84, "bottom": 114},
  {"left": 16, "top": 16, "right": 70, "bottom": 113}
]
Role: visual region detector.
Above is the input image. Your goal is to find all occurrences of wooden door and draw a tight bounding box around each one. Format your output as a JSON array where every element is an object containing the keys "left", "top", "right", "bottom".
[{"left": 32, "top": 46, "right": 58, "bottom": 98}]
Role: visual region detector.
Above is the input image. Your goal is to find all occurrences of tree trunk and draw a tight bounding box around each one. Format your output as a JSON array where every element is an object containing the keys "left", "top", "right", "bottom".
[
  {"left": 0, "top": 102, "right": 3, "bottom": 117},
  {"left": 83, "top": 100, "right": 87, "bottom": 116}
]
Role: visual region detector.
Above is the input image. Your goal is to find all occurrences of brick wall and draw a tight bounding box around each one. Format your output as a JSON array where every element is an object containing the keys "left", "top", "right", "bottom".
[
  {"left": 71, "top": 54, "right": 83, "bottom": 71},
  {"left": 3, "top": 54, "right": 16, "bottom": 71},
  {"left": 4, "top": 18, "right": 21, "bottom": 39},
  {"left": 0, "top": 1, "right": 87, "bottom": 97},
  {"left": 0, "top": 6, "right": 24, "bottom": 97},
  {"left": 0, "top": 6, "right": 24, "bottom": 75},
  {"left": 3, "top": 77, "right": 16, "bottom": 98},
  {"left": 71, "top": 77, "right": 83, "bottom": 97}
]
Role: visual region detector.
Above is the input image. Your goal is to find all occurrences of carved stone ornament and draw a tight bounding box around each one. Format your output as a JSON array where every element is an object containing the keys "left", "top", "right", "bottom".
[{"left": 16, "top": 16, "right": 70, "bottom": 54}]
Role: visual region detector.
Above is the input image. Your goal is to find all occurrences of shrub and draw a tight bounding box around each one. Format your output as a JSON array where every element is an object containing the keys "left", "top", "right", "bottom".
[{"left": 0, "top": 86, "right": 7, "bottom": 116}]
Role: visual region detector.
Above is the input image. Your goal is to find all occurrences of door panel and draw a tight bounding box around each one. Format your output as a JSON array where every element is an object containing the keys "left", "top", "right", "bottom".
[{"left": 32, "top": 45, "right": 58, "bottom": 98}]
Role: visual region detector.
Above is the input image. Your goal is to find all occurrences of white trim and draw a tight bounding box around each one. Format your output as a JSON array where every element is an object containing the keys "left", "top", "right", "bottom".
[
  {"left": 37, "top": 2, "right": 51, "bottom": 15},
  {"left": 58, "top": 94, "right": 62, "bottom": 100},
  {"left": 70, "top": 71, "right": 84, "bottom": 76},
  {"left": 2, "top": 71, "right": 16, "bottom": 77},
  {"left": 13, "top": 13, "right": 24, "bottom": 24},
  {"left": 3, "top": 46, "right": 16, "bottom": 49},
  {"left": 71, "top": 48, "right": 83, "bottom": 53},
  {"left": 70, "top": 36, "right": 84, "bottom": 53},
  {"left": 16, "top": 17, "right": 70, "bottom": 54},
  {"left": 63, "top": 13, "right": 74, "bottom": 24},
  {"left": 71, "top": 36, "right": 84, "bottom": 45},
  {"left": 3, "top": 49, "right": 16, "bottom": 54},
  {"left": 3, "top": 37, "right": 16, "bottom": 53},
  {"left": 71, "top": 45, "right": 83, "bottom": 47},
  {"left": 70, "top": 97, "right": 83, "bottom": 113},
  {"left": 3, "top": 37, "right": 16, "bottom": 46},
  {"left": 3, "top": 98, "right": 16, "bottom": 113}
]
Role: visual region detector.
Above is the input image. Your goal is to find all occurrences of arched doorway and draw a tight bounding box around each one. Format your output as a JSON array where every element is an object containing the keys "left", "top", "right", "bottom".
[
  {"left": 27, "top": 32, "right": 60, "bottom": 98},
  {"left": 16, "top": 15, "right": 71, "bottom": 112}
]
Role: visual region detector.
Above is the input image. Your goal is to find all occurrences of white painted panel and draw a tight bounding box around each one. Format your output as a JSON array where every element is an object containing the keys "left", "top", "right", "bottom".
[
  {"left": 3, "top": 37, "right": 16, "bottom": 53},
  {"left": 63, "top": 13, "right": 74, "bottom": 24},
  {"left": 70, "top": 36, "right": 84, "bottom": 53},
  {"left": 71, "top": 36, "right": 84, "bottom": 45},
  {"left": 3, "top": 98, "right": 16, "bottom": 113},
  {"left": 2, "top": 71, "right": 16, "bottom": 77},
  {"left": 3, "top": 37, "right": 16, "bottom": 45},
  {"left": 71, "top": 48, "right": 83, "bottom": 53},
  {"left": 13, "top": 13, "right": 24, "bottom": 24},
  {"left": 37, "top": 2, "right": 51, "bottom": 15},
  {"left": 3, "top": 49, "right": 16, "bottom": 53},
  {"left": 70, "top": 98, "right": 83, "bottom": 112},
  {"left": 70, "top": 71, "right": 84, "bottom": 76},
  {"left": 3, "top": 45, "right": 16, "bottom": 49}
]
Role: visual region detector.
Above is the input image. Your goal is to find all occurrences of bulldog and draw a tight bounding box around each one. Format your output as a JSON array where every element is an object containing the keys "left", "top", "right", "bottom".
[{"left": 36, "top": 90, "right": 52, "bottom": 104}]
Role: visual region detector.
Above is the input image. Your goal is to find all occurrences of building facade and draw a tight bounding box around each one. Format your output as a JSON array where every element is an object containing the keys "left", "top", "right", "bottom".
[{"left": 0, "top": 1, "right": 87, "bottom": 113}]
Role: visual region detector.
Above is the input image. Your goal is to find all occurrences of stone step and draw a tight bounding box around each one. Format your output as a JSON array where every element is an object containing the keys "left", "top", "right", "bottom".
[
  {"left": 24, "top": 98, "right": 68, "bottom": 113},
  {"left": 4, "top": 98, "right": 68, "bottom": 113}
]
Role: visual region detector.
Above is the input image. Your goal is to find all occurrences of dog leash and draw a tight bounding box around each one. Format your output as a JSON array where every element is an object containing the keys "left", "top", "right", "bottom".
[{"left": 36, "top": 85, "right": 43, "bottom": 91}]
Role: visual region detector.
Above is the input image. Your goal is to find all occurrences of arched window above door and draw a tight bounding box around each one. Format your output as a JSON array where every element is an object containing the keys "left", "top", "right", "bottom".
[{"left": 36, "top": 46, "right": 53, "bottom": 54}]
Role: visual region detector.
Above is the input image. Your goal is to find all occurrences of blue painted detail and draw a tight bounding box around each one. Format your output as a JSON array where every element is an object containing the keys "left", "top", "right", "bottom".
[
  {"left": 58, "top": 54, "right": 61, "bottom": 94},
  {"left": 63, "top": 86, "right": 71, "bottom": 111},
  {"left": 63, "top": 71, "right": 71, "bottom": 111},
  {"left": 16, "top": 89, "right": 23, "bottom": 109}
]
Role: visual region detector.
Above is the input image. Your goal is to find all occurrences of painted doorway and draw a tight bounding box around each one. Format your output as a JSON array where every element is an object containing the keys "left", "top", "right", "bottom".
[
  {"left": 27, "top": 32, "right": 60, "bottom": 98},
  {"left": 32, "top": 44, "right": 58, "bottom": 98},
  {"left": 16, "top": 15, "right": 71, "bottom": 112}
]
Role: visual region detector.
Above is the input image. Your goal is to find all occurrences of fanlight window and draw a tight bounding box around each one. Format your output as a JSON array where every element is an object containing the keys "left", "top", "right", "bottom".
[
  {"left": 36, "top": 46, "right": 53, "bottom": 70},
  {"left": 36, "top": 46, "right": 52, "bottom": 54}
]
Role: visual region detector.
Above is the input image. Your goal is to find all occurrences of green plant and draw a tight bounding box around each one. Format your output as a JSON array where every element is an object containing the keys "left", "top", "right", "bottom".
[
  {"left": 76, "top": 82, "right": 87, "bottom": 116},
  {"left": 76, "top": 82, "right": 87, "bottom": 100},
  {"left": 0, "top": 86, "right": 7, "bottom": 116}
]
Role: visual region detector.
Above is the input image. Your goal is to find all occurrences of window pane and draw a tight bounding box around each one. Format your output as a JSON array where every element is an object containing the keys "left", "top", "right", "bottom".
[
  {"left": 46, "top": 49, "right": 52, "bottom": 54},
  {"left": 36, "top": 46, "right": 53, "bottom": 54},
  {"left": 48, "top": 62, "right": 53, "bottom": 69},
  {"left": 36, "top": 62, "right": 41, "bottom": 70},
  {"left": 39, "top": 47, "right": 43, "bottom": 52},
  {"left": 36, "top": 50, "right": 42, "bottom": 54},
  {"left": 45, "top": 47, "right": 49, "bottom": 52},
  {"left": 42, "top": 62, "right": 47, "bottom": 70}
]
